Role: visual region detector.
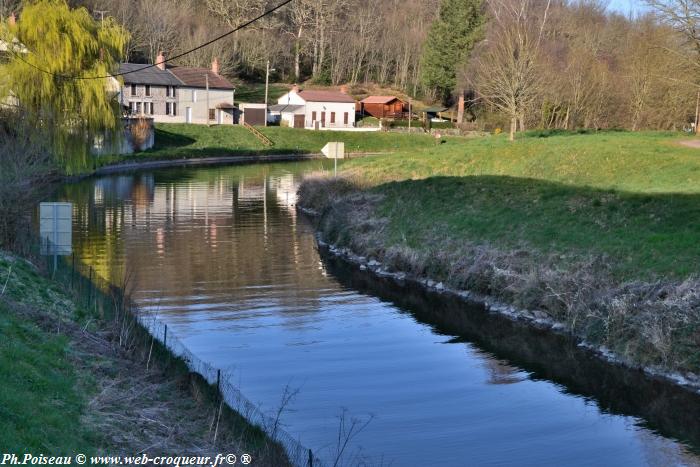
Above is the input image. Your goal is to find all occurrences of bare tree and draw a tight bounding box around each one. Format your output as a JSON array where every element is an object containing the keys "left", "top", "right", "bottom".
[{"left": 473, "top": 0, "right": 552, "bottom": 140}]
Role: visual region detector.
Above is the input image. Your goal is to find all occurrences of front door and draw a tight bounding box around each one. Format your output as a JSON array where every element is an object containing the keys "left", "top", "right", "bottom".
[
  {"left": 321, "top": 112, "right": 326, "bottom": 128},
  {"left": 186, "top": 107, "right": 192, "bottom": 124},
  {"left": 293, "top": 114, "right": 305, "bottom": 128}
]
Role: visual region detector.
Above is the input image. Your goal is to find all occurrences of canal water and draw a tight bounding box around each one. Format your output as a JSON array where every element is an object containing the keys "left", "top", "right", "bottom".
[{"left": 60, "top": 162, "right": 700, "bottom": 466}]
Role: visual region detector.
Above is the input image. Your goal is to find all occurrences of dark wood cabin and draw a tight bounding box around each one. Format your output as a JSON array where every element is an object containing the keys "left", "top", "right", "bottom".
[{"left": 360, "top": 96, "right": 406, "bottom": 119}]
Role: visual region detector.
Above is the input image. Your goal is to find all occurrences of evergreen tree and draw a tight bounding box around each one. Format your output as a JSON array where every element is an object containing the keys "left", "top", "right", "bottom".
[
  {"left": 420, "top": 0, "right": 484, "bottom": 104},
  {"left": 0, "top": 0, "right": 128, "bottom": 174}
]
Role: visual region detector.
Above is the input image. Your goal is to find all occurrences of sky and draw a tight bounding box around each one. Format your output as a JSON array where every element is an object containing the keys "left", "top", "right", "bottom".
[{"left": 605, "top": 0, "right": 653, "bottom": 16}]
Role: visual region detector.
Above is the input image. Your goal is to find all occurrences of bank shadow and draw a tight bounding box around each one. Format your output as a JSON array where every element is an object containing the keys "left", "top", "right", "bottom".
[
  {"left": 152, "top": 127, "right": 196, "bottom": 148},
  {"left": 319, "top": 253, "right": 700, "bottom": 453},
  {"left": 370, "top": 174, "right": 700, "bottom": 280}
]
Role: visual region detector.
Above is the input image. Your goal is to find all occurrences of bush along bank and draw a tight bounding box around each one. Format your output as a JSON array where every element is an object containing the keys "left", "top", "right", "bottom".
[
  {"left": 297, "top": 176, "right": 700, "bottom": 393},
  {"left": 0, "top": 250, "right": 291, "bottom": 465}
]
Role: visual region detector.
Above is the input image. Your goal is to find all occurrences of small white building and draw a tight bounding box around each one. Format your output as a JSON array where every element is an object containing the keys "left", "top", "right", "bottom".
[{"left": 276, "top": 85, "right": 356, "bottom": 129}]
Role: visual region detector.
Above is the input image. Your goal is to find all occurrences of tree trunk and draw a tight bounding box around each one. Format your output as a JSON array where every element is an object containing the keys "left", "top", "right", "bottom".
[
  {"left": 457, "top": 92, "right": 465, "bottom": 124},
  {"left": 509, "top": 116, "right": 517, "bottom": 141},
  {"left": 294, "top": 26, "right": 303, "bottom": 82},
  {"left": 695, "top": 90, "right": 700, "bottom": 135}
]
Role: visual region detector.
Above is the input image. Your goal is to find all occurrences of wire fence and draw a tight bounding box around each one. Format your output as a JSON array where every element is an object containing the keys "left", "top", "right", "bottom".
[{"left": 28, "top": 238, "right": 324, "bottom": 467}]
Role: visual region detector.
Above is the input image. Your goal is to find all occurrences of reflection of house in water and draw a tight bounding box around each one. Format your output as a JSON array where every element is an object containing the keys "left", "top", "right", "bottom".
[
  {"left": 68, "top": 167, "right": 340, "bottom": 338},
  {"left": 269, "top": 173, "right": 299, "bottom": 209},
  {"left": 94, "top": 175, "right": 156, "bottom": 208}
]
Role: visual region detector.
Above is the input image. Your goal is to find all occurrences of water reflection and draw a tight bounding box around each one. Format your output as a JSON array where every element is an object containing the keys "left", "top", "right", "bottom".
[{"left": 60, "top": 163, "right": 700, "bottom": 466}]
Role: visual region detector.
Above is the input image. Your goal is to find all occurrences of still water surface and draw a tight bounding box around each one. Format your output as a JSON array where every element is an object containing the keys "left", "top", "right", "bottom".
[{"left": 60, "top": 162, "right": 700, "bottom": 466}]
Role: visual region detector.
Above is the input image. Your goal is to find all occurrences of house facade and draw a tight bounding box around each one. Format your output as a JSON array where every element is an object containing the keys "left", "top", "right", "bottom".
[
  {"left": 276, "top": 85, "right": 356, "bottom": 129},
  {"left": 119, "top": 54, "right": 235, "bottom": 124},
  {"left": 169, "top": 59, "right": 236, "bottom": 125}
]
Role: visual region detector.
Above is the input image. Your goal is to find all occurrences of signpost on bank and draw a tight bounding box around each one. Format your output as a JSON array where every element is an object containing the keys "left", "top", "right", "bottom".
[
  {"left": 39, "top": 202, "right": 72, "bottom": 274},
  {"left": 322, "top": 142, "right": 345, "bottom": 177}
]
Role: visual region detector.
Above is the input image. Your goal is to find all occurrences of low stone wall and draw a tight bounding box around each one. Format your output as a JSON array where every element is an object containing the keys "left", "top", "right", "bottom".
[{"left": 92, "top": 117, "right": 155, "bottom": 156}]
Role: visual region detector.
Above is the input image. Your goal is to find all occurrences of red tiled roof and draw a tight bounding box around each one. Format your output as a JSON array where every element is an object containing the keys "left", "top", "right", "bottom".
[
  {"left": 168, "top": 66, "right": 235, "bottom": 90},
  {"left": 298, "top": 90, "right": 356, "bottom": 103},
  {"left": 360, "top": 96, "right": 402, "bottom": 104}
]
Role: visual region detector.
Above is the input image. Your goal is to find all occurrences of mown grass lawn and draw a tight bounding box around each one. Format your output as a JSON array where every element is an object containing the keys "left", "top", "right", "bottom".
[
  {"left": 98, "top": 123, "right": 442, "bottom": 166},
  {"left": 234, "top": 83, "right": 289, "bottom": 103},
  {"left": 301, "top": 130, "right": 700, "bottom": 372},
  {"left": 339, "top": 131, "right": 700, "bottom": 280}
]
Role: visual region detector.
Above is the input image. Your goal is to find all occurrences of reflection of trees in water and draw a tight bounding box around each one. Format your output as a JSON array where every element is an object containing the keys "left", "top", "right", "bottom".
[
  {"left": 322, "top": 256, "right": 700, "bottom": 456},
  {"left": 476, "top": 350, "right": 527, "bottom": 385},
  {"left": 65, "top": 164, "right": 331, "bottom": 329}
]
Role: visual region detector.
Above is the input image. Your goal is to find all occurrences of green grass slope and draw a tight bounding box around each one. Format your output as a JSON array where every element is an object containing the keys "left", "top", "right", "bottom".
[
  {"left": 341, "top": 131, "right": 700, "bottom": 279},
  {"left": 0, "top": 255, "right": 94, "bottom": 454}
]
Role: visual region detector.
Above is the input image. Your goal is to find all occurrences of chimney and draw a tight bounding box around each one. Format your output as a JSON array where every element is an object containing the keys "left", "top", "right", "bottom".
[
  {"left": 340, "top": 84, "right": 348, "bottom": 94},
  {"left": 291, "top": 84, "right": 300, "bottom": 93},
  {"left": 8, "top": 12, "right": 16, "bottom": 27},
  {"left": 156, "top": 51, "right": 166, "bottom": 71},
  {"left": 211, "top": 57, "right": 220, "bottom": 75}
]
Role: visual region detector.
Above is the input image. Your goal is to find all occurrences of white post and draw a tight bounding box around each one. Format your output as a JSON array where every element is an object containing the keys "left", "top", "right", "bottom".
[
  {"left": 264, "top": 60, "right": 270, "bottom": 127},
  {"left": 408, "top": 98, "right": 412, "bottom": 131},
  {"left": 206, "top": 73, "right": 210, "bottom": 126}
]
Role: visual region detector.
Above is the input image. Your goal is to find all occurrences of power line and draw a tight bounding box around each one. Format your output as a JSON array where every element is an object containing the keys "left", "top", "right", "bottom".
[{"left": 7, "top": 0, "right": 294, "bottom": 81}]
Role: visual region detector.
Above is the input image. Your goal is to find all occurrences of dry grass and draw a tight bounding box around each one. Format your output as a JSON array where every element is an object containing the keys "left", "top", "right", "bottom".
[
  {"left": 0, "top": 253, "right": 289, "bottom": 464},
  {"left": 299, "top": 177, "right": 700, "bottom": 377}
]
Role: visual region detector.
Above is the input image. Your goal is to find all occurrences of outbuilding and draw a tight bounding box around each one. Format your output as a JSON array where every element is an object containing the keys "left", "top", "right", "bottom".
[
  {"left": 268, "top": 104, "right": 306, "bottom": 128},
  {"left": 360, "top": 96, "right": 406, "bottom": 119}
]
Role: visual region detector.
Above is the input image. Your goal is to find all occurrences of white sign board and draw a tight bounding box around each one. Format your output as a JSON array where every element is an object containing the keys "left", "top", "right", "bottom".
[
  {"left": 321, "top": 142, "right": 345, "bottom": 159},
  {"left": 40, "top": 202, "right": 72, "bottom": 256}
]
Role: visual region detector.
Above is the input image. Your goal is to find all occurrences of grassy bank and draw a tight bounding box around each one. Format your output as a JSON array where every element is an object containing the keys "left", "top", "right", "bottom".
[
  {"left": 0, "top": 252, "right": 288, "bottom": 463},
  {"left": 299, "top": 131, "right": 700, "bottom": 379},
  {"left": 94, "top": 124, "right": 441, "bottom": 169}
]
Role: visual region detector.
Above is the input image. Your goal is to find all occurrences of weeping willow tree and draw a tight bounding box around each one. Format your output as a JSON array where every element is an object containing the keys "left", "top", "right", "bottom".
[{"left": 0, "top": 0, "right": 129, "bottom": 174}]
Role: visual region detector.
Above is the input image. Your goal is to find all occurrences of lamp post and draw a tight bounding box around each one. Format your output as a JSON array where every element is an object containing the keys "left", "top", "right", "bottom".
[{"left": 264, "top": 60, "right": 276, "bottom": 127}]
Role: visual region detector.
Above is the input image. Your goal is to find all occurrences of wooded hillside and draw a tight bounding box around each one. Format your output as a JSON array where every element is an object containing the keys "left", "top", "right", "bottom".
[{"left": 2, "top": 0, "right": 698, "bottom": 132}]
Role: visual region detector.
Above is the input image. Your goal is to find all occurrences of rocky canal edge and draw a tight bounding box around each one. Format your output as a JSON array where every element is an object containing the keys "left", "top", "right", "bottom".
[{"left": 295, "top": 200, "right": 700, "bottom": 397}]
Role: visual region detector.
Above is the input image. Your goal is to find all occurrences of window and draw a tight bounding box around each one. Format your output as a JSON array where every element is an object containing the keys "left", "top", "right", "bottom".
[
  {"left": 343, "top": 112, "right": 349, "bottom": 125},
  {"left": 209, "top": 109, "right": 216, "bottom": 120},
  {"left": 166, "top": 86, "right": 172, "bottom": 97},
  {"left": 129, "top": 101, "right": 136, "bottom": 114},
  {"left": 130, "top": 84, "right": 137, "bottom": 96},
  {"left": 147, "top": 102, "right": 154, "bottom": 115},
  {"left": 166, "top": 102, "right": 171, "bottom": 115},
  {"left": 145, "top": 85, "right": 151, "bottom": 97},
  {"left": 192, "top": 90, "right": 197, "bottom": 102},
  {"left": 312, "top": 111, "right": 317, "bottom": 121},
  {"left": 172, "top": 103, "right": 177, "bottom": 116},
  {"left": 136, "top": 102, "right": 142, "bottom": 114},
  {"left": 330, "top": 112, "right": 336, "bottom": 124}
]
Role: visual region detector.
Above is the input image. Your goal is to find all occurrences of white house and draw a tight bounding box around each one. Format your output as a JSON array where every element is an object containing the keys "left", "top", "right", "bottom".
[{"left": 276, "top": 85, "right": 356, "bottom": 129}]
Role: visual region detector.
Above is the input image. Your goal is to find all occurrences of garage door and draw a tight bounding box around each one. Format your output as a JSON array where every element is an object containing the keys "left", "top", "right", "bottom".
[{"left": 244, "top": 108, "right": 266, "bottom": 126}]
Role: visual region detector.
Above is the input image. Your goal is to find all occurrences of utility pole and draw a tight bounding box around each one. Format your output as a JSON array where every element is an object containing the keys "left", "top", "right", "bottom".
[
  {"left": 206, "top": 73, "right": 210, "bottom": 126},
  {"left": 264, "top": 60, "right": 270, "bottom": 127}
]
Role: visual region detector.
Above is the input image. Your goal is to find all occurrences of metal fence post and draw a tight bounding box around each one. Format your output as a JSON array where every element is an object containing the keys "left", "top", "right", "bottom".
[
  {"left": 163, "top": 324, "right": 168, "bottom": 348},
  {"left": 217, "top": 369, "right": 221, "bottom": 397},
  {"left": 87, "top": 267, "right": 93, "bottom": 308},
  {"left": 70, "top": 253, "right": 75, "bottom": 290}
]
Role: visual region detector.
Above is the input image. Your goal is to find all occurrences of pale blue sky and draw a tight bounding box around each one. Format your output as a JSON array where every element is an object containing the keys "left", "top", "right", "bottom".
[{"left": 606, "top": 0, "right": 652, "bottom": 16}]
